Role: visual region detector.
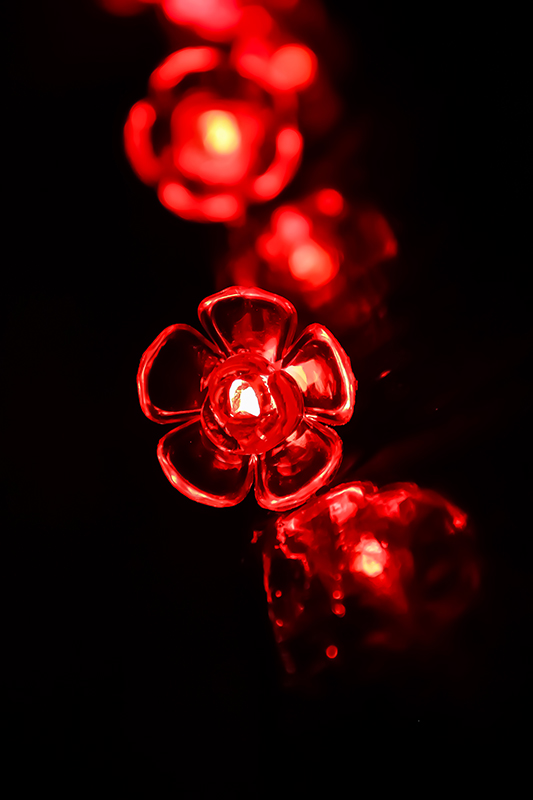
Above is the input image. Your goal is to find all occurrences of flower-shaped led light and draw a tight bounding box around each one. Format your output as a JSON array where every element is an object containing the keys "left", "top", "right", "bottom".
[
  {"left": 218, "top": 188, "right": 397, "bottom": 332},
  {"left": 124, "top": 46, "right": 305, "bottom": 222},
  {"left": 138, "top": 287, "right": 356, "bottom": 510},
  {"left": 261, "top": 481, "right": 479, "bottom": 675}
]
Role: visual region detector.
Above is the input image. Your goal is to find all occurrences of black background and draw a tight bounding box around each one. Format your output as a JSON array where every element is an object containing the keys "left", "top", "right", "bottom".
[{"left": 6, "top": 0, "right": 531, "bottom": 785}]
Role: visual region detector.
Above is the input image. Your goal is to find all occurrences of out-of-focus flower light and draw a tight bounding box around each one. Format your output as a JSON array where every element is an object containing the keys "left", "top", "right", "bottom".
[
  {"left": 220, "top": 189, "right": 398, "bottom": 331},
  {"left": 124, "top": 47, "right": 306, "bottom": 222}
]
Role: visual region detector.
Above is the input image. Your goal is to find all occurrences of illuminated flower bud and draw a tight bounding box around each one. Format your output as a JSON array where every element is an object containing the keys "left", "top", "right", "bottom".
[{"left": 137, "top": 287, "right": 357, "bottom": 510}]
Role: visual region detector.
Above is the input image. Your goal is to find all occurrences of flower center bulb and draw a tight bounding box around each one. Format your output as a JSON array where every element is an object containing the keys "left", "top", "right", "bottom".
[
  {"left": 199, "top": 110, "right": 241, "bottom": 155},
  {"left": 207, "top": 353, "right": 303, "bottom": 454}
]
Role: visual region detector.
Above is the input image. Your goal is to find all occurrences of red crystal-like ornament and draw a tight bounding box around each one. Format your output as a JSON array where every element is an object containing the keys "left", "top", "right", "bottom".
[
  {"left": 137, "top": 287, "right": 356, "bottom": 509},
  {"left": 206, "top": 353, "right": 303, "bottom": 454},
  {"left": 261, "top": 481, "right": 479, "bottom": 676}
]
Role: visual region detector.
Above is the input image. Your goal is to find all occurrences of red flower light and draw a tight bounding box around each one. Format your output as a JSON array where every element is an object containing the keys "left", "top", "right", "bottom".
[
  {"left": 137, "top": 287, "right": 356, "bottom": 510},
  {"left": 124, "top": 47, "right": 304, "bottom": 222},
  {"left": 262, "top": 481, "right": 479, "bottom": 675},
  {"left": 219, "top": 189, "right": 398, "bottom": 332}
]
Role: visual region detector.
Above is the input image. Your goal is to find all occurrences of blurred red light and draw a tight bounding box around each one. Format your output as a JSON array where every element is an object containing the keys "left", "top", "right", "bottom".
[
  {"left": 268, "top": 45, "right": 316, "bottom": 91},
  {"left": 150, "top": 47, "right": 220, "bottom": 91},
  {"left": 125, "top": 47, "right": 304, "bottom": 221},
  {"left": 315, "top": 188, "right": 344, "bottom": 216},
  {"left": 163, "top": 0, "right": 241, "bottom": 32},
  {"left": 288, "top": 241, "right": 335, "bottom": 287}
]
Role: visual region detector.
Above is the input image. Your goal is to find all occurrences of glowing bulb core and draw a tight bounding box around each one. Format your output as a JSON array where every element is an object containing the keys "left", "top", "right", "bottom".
[
  {"left": 352, "top": 535, "right": 389, "bottom": 577},
  {"left": 229, "top": 380, "right": 261, "bottom": 417},
  {"left": 199, "top": 110, "right": 241, "bottom": 155}
]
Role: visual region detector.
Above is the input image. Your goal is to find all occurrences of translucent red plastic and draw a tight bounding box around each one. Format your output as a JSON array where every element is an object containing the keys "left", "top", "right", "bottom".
[
  {"left": 163, "top": 0, "right": 242, "bottom": 38},
  {"left": 221, "top": 189, "right": 398, "bottom": 332},
  {"left": 124, "top": 47, "right": 304, "bottom": 222},
  {"left": 261, "top": 481, "right": 479, "bottom": 675},
  {"left": 234, "top": 40, "right": 317, "bottom": 93},
  {"left": 137, "top": 287, "right": 357, "bottom": 510}
]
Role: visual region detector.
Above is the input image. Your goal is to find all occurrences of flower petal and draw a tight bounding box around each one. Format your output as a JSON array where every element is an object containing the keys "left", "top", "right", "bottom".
[
  {"left": 282, "top": 324, "right": 356, "bottom": 425},
  {"left": 138, "top": 324, "right": 223, "bottom": 423},
  {"left": 198, "top": 286, "right": 297, "bottom": 362},
  {"left": 255, "top": 418, "right": 342, "bottom": 511},
  {"left": 158, "top": 418, "right": 254, "bottom": 507}
]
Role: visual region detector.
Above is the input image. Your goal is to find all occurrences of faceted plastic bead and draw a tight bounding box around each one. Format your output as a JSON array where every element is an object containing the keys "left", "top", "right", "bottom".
[
  {"left": 206, "top": 353, "right": 303, "bottom": 455},
  {"left": 137, "top": 287, "right": 356, "bottom": 509},
  {"left": 261, "top": 481, "right": 479, "bottom": 676}
]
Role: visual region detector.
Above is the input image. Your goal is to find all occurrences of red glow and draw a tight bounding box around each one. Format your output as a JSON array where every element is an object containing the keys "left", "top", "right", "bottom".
[
  {"left": 223, "top": 191, "right": 398, "bottom": 332},
  {"left": 237, "top": 5, "right": 273, "bottom": 38},
  {"left": 288, "top": 241, "right": 335, "bottom": 286},
  {"left": 159, "top": 181, "right": 243, "bottom": 222},
  {"left": 255, "top": 204, "right": 340, "bottom": 289},
  {"left": 325, "top": 645, "right": 338, "bottom": 659},
  {"left": 252, "top": 129, "right": 303, "bottom": 200},
  {"left": 138, "top": 287, "right": 356, "bottom": 509},
  {"left": 150, "top": 47, "right": 220, "bottom": 91},
  {"left": 315, "top": 189, "right": 344, "bottom": 216},
  {"left": 202, "top": 193, "right": 241, "bottom": 221},
  {"left": 276, "top": 210, "right": 310, "bottom": 244},
  {"left": 124, "top": 101, "right": 160, "bottom": 184},
  {"left": 268, "top": 46, "right": 316, "bottom": 91},
  {"left": 163, "top": 0, "right": 241, "bottom": 32},
  {"left": 236, "top": 39, "right": 317, "bottom": 93},
  {"left": 126, "top": 48, "right": 303, "bottom": 221},
  {"left": 263, "top": 481, "right": 479, "bottom": 675}
]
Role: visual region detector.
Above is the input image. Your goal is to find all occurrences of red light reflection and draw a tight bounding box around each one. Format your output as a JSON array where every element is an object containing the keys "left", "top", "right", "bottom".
[{"left": 261, "top": 481, "right": 479, "bottom": 677}]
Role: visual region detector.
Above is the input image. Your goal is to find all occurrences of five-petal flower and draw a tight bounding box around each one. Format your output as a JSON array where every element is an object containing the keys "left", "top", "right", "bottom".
[
  {"left": 124, "top": 47, "right": 304, "bottom": 223},
  {"left": 137, "top": 286, "right": 356, "bottom": 510}
]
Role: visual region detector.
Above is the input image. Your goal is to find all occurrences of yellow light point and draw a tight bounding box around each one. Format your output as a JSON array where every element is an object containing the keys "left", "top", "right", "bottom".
[
  {"left": 360, "top": 555, "right": 384, "bottom": 577},
  {"left": 199, "top": 110, "right": 241, "bottom": 155},
  {"left": 352, "top": 535, "right": 389, "bottom": 578},
  {"left": 229, "top": 379, "right": 261, "bottom": 416}
]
